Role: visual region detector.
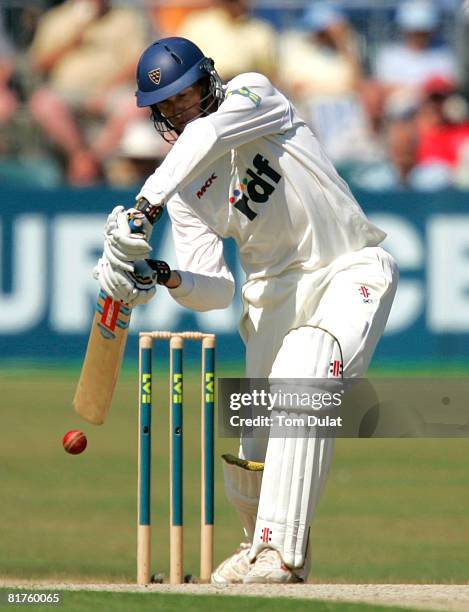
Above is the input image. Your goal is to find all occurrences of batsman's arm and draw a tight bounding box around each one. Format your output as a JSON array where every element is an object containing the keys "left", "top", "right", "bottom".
[
  {"left": 161, "top": 195, "right": 235, "bottom": 311},
  {"left": 144, "top": 259, "right": 181, "bottom": 289}
]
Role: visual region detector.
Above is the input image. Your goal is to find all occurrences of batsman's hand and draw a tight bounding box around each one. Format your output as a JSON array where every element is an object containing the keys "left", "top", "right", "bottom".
[
  {"left": 103, "top": 205, "right": 154, "bottom": 272},
  {"left": 93, "top": 255, "right": 157, "bottom": 308}
]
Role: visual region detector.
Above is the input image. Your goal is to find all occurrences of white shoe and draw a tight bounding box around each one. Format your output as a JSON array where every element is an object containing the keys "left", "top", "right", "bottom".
[
  {"left": 211, "top": 542, "right": 252, "bottom": 585},
  {"left": 243, "top": 546, "right": 310, "bottom": 584}
]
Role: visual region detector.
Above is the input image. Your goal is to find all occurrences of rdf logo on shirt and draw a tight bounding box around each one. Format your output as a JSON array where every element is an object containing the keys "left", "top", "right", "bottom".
[{"left": 229, "top": 154, "right": 281, "bottom": 220}]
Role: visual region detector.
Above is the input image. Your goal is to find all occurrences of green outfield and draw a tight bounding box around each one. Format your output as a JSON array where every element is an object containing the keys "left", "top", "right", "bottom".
[{"left": 0, "top": 362, "right": 468, "bottom": 589}]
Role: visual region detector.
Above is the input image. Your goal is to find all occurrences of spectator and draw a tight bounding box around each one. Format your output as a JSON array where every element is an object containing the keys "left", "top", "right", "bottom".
[
  {"left": 457, "top": 2, "right": 469, "bottom": 100},
  {"left": 454, "top": 140, "right": 469, "bottom": 187},
  {"left": 0, "top": 9, "right": 65, "bottom": 188},
  {"left": 416, "top": 76, "right": 469, "bottom": 167},
  {"left": 279, "top": 4, "right": 361, "bottom": 103},
  {"left": 374, "top": 1, "right": 458, "bottom": 96},
  {"left": 0, "top": 12, "right": 18, "bottom": 141},
  {"left": 279, "top": 4, "right": 382, "bottom": 163},
  {"left": 346, "top": 115, "right": 453, "bottom": 191},
  {"left": 28, "top": 0, "right": 147, "bottom": 186},
  {"left": 148, "top": 0, "right": 210, "bottom": 38},
  {"left": 178, "top": 0, "right": 277, "bottom": 82},
  {"left": 104, "top": 119, "right": 170, "bottom": 188}
]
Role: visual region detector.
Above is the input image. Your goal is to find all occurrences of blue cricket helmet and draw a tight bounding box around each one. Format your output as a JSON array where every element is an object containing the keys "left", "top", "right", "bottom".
[
  {"left": 135, "top": 37, "right": 223, "bottom": 142},
  {"left": 136, "top": 37, "right": 220, "bottom": 107}
]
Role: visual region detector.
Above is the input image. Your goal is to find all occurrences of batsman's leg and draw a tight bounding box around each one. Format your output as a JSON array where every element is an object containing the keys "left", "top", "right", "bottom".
[
  {"left": 211, "top": 454, "right": 263, "bottom": 584},
  {"left": 246, "top": 248, "right": 398, "bottom": 583},
  {"left": 246, "top": 326, "right": 339, "bottom": 583}
]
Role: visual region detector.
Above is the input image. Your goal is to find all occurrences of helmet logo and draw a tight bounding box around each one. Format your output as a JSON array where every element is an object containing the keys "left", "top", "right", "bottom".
[{"left": 148, "top": 68, "right": 161, "bottom": 85}]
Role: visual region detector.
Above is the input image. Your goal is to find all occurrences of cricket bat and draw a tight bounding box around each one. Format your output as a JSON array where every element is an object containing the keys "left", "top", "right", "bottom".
[
  {"left": 73, "top": 291, "right": 132, "bottom": 424},
  {"left": 73, "top": 200, "right": 163, "bottom": 425}
]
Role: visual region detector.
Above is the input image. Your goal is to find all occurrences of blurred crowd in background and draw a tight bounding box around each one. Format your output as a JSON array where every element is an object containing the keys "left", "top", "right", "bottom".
[{"left": 1, "top": 0, "right": 469, "bottom": 191}]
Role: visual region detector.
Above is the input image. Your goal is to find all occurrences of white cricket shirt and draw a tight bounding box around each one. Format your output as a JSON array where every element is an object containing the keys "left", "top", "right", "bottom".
[{"left": 137, "top": 72, "right": 386, "bottom": 311}]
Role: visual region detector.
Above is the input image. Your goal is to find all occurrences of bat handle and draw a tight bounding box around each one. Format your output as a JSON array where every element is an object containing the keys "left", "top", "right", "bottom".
[
  {"left": 128, "top": 216, "right": 145, "bottom": 234},
  {"left": 126, "top": 199, "right": 167, "bottom": 283},
  {"left": 127, "top": 197, "right": 164, "bottom": 236}
]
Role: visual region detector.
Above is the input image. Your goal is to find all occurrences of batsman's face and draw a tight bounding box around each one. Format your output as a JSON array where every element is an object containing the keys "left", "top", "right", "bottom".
[{"left": 158, "top": 84, "right": 203, "bottom": 131}]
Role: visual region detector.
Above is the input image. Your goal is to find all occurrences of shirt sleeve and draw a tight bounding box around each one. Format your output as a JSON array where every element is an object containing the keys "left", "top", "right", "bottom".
[
  {"left": 137, "top": 72, "right": 293, "bottom": 206},
  {"left": 166, "top": 195, "right": 235, "bottom": 311}
]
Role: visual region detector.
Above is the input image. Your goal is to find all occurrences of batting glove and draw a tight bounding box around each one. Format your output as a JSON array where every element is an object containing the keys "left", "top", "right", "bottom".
[
  {"left": 103, "top": 205, "right": 153, "bottom": 273},
  {"left": 93, "top": 255, "right": 157, "bottom": 308}
]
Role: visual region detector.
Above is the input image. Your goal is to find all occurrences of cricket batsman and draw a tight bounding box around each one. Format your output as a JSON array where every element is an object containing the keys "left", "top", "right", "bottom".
[{"left": 94, "top": 37, "right": 398, "bottom": 583}]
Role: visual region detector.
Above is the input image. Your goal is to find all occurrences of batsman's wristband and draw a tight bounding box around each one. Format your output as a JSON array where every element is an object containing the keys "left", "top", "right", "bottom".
[
  {"left": 135, "top": 197, "right": 164, "bottom": 224},
  {"left": 147, "top": 259, "right": 172, "bottom": 286}
]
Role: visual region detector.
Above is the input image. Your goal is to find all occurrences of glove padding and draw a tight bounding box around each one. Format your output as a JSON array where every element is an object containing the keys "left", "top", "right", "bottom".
[
  {"left": 93, "top": 255, "right": 157, "bottom": 308},
  {"left": 103, "top": 205, "right": 153, "bottom": 273}
]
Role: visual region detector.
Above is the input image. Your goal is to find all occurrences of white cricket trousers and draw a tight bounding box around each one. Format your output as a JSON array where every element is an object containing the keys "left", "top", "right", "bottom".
[{"left": 238, "top": 246, "right": 399, "bottom": 461}]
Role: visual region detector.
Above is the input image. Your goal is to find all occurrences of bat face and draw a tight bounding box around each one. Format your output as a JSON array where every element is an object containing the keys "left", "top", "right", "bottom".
[{"left": 73, "top": 292, "right": 132, "bottom": 425}]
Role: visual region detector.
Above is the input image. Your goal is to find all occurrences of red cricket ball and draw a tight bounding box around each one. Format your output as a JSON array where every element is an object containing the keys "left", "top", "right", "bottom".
[{"left": 63, "top": 430, "right": 87, "bottom": 455}]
